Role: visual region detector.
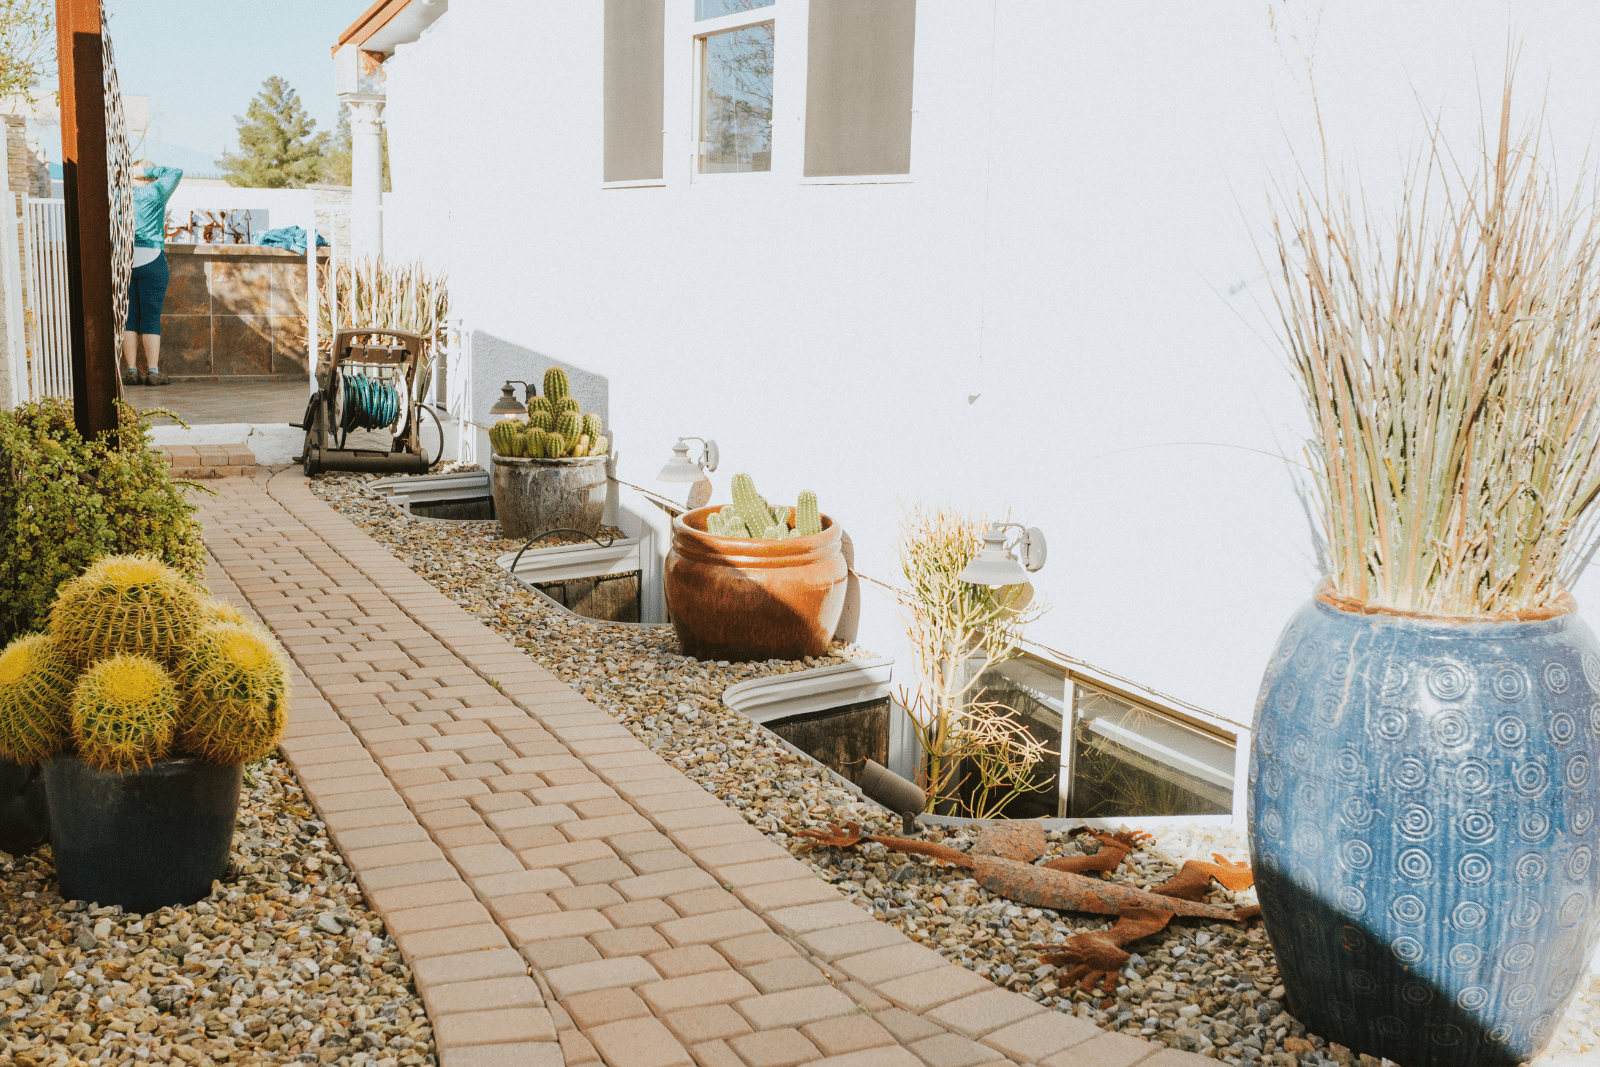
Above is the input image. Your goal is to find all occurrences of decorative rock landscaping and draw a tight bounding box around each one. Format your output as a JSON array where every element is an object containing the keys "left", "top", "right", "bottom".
[
  {"left": 285, "top": 469, "right": 1597, "bottom": 1067},
  {"left": 0, "top": 755, "right": 433, "bottom": 1067}
]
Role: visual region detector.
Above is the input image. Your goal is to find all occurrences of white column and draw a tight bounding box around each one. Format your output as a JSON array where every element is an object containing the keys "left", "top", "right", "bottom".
[{"left": 342, "top": 93, "right": 385, "bottom": 261}]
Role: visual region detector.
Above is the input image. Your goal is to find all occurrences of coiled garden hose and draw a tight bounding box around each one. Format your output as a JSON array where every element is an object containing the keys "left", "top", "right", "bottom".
[{"left": 336, "top": 372, "right": 401, "bottom": 449}]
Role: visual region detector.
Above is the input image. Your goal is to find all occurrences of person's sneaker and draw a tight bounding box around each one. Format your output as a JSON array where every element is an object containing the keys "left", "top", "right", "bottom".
[
  {"left": 144, "top": 369, "right": 170, "bottom": 386},
  {"left": 121, "top": 366, "right": 142, "bottom": 386}
]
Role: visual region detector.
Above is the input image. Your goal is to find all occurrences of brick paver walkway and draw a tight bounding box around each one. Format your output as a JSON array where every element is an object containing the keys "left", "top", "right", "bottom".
[{"left": 197, "top": 470, "right": 1210, "bottom": 1067}]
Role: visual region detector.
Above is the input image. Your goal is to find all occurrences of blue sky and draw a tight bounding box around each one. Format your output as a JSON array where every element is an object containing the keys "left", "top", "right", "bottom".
[{"left": 104, "top": 0, "right": 371, "bottom": 164}]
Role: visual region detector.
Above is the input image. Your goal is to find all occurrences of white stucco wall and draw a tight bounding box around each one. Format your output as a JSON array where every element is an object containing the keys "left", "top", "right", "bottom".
[{"left": 372, "top": 0, "right": 1600, "bottom": 728}]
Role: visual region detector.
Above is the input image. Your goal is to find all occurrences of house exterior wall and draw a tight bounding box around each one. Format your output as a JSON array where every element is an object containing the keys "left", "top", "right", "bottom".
[{"left": 372, "top": 0, "right": 1600, "bottom": 727}]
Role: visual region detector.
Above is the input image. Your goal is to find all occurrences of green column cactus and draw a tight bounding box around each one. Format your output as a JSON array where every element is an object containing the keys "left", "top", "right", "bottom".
[
  {"left": 543, "top": 431, "right": 568, "bottom": 458},
  {"left": 0, "top": 632, "right": 76, "bottom": 764},
  {"left": 795, "top": 491, "right": 822, "bottom": 536},
  {"left": 528, "top": 410, "right": 554, "bottom": 432},
  {"left": 178, "top": 622, "right": 289, "bottom": 765},
  {"left": 526, "top": 428, "right": 548, "bottom": 457},
  {"left": 557, "top": 396, "right": 580, "bottom": 414},
  {"left": 591, "top": 434, "right": 609, "bottom": 456},
  {"left": 69, "top": 653, "right": 179, "bottom": 772},
  {"left": 489, "top": 420, "right": 520, "bottom": 456},
  {"left": 543, "top": 367, "right": 569, "bottom": 402},
  {"left": 729, "top": 474, "right": 774, "bottom": 538},
  {"left": 582, "top": 413, "right": 604, "bottom": 440},
  {"left": 556, "top": 411, "right": 581, "bottom": 441},
  {"left": 528, "top": 396, "right": 552, "bottom": 415},
  {"left": 49, "top": 555, "right": 207, "bottom": 668}
]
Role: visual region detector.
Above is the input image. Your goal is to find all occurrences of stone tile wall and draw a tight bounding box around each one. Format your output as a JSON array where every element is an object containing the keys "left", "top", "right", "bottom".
[{"left": 161, "top": 244, "right": 331, "bottom": 381}]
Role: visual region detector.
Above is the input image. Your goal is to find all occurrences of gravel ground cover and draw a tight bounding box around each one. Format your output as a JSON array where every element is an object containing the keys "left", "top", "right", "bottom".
[
  {"left": 0, "top": 756, "right": 434, "bottom": 1067},
  {"left": 308, "top": 471, "right": 1596, "bottom": 1067}
]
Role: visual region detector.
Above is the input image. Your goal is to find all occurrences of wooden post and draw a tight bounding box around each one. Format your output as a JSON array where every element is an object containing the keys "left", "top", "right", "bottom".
[{"left": 56, "top": 0, "right": 119, "bottom": 436}]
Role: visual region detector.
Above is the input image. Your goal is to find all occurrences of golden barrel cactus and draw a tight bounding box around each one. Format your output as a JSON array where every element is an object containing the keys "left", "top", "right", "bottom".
[
  {"left": 0, "top": 632, "right": 77, "bottom": 763},
  {"left": 70, "top": 654, "right": 179, "bottom": 772},
  {"left": 50, "top": 555, "right": 207, "bottom": 668},
  {"left": 178, "top": 623, "right": 289, "bottom": 764}
]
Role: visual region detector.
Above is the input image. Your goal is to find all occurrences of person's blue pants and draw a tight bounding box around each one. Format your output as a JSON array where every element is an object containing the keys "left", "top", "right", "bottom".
[{"left": 126, "top": 251, "right": 169, "bottom": 335}]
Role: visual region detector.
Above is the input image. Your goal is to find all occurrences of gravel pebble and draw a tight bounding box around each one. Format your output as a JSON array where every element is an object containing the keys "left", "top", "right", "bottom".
[
  {"left": 0, "top": 756, "right": 435, "bottom": 1067},
  {"left": 308, "top": 471, "right": 1595, "bottom": 1067}
]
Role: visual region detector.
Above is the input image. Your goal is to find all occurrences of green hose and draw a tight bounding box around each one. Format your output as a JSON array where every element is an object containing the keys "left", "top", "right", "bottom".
[{"left": 337, "top": 371, "right": 401, "bottom": 449}]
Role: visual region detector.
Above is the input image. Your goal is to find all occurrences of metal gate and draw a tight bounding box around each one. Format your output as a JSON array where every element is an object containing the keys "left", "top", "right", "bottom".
[{"left": 21, "top": 196, "right": 72, "bottom": 401}]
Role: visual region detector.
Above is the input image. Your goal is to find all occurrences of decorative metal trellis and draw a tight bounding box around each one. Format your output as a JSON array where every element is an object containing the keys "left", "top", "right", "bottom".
[{"left": 101, "top": 0, "right": 134, "bottom": 342}]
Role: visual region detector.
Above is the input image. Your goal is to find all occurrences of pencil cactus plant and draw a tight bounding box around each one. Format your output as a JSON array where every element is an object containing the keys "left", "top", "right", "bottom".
[{"left": 704, "top": 475, "right": 823, "bottom": 540}]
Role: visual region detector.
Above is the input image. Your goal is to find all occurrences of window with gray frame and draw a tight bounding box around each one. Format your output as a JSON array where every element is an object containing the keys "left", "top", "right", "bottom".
[{"left": 604, "top": 0, "right": 666, "bottom": 182}]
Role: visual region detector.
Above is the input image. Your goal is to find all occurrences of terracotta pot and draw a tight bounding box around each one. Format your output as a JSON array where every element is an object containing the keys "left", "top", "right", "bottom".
[{"left": 665, "top": 506, "right": 847, "bottom": 662}]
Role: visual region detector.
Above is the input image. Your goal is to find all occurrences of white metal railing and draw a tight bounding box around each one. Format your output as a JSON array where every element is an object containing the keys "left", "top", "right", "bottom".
[{"left": 21, "top": 196, "right": 71, "bottom": 401}]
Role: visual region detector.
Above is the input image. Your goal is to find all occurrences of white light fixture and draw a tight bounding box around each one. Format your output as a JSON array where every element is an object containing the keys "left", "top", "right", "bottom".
[
  {"left": 656, "top": 437, "right": 719, "bottom": 482},
  {"left": 959, "top": 522, "right": 1048, "bottom": 588}
]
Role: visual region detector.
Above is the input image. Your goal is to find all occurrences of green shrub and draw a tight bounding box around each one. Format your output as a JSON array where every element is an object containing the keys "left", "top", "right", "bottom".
[{"left": 0, "top": 399, "right": 205, "bottom": 642}]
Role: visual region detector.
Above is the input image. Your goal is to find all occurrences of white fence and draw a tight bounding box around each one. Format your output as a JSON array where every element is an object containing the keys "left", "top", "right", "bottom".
[{"left": 20, "top": 197, "right": 71, "bottom": 401}]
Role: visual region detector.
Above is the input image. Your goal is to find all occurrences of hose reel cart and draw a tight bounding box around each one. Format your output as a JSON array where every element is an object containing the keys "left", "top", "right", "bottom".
[{"left": 296, "top": 327, "right": 439, "bottom": 476}]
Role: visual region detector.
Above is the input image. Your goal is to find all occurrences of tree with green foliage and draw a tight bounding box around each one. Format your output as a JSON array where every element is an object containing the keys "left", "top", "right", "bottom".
[
  {"left": 0, "top": 0, "right": 51, "bottom": 104},
  {"left": 217, "top": 76, "right": 329, "bottom": 189}
]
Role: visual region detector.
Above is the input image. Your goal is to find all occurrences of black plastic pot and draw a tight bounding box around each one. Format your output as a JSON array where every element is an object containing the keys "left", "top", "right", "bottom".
[
  {"left": 0, "top": 757, "right": 49, "bottom": 855},
  {"left": 43, "top": 755, "right": 241, "bottom": 913}
]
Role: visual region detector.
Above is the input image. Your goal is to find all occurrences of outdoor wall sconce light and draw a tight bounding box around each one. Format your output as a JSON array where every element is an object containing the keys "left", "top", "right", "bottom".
[
  {"left": 657, "top": 437, "right": 719, "bottom": 509},
  {"left": 489, "top": 381, "right": 530, "bottom": 422},
  {"left": 959, "top": 522, "right": 1048, "bottom": 588}
]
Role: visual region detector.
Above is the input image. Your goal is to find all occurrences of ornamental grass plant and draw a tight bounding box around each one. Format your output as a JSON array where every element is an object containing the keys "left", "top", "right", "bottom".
[
  {"left": 1268, "top": 83, "right": 1600, "bottom": 616},
  {"left": 314, "top": 256, "right": 449, "bottom": 384}
]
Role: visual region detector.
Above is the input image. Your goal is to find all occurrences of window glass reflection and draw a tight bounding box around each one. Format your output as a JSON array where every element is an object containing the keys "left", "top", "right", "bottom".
[{"left": 699, "top": 24, "right": 773, "bottom": 173}]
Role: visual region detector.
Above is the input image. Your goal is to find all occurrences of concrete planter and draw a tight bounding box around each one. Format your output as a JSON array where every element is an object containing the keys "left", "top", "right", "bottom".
[{"left": 490, "top": 454, "right": 607, "bottom": 540}]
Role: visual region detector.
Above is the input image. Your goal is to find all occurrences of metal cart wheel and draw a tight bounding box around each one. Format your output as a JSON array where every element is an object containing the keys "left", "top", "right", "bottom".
[{"left": 301, "top": 395, "right": 326, "bottom": 477}]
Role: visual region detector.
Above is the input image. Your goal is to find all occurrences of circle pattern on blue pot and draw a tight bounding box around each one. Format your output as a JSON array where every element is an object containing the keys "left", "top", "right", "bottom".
[
  {"left": 1585, "top": 653, "right": 1600, "bottom": 690},
  {"left": 1341, "top": 839, "right": 1374, "bottom": 871},
  {"left": 1502, "top": 943, "right": 1537, "bottom": 971},
  {"left": 1392, "top": 756, "right": 1428, "bottom": 790},
  {"left": 1496, "top": 713, "right": 1529, "bottom": 747},
  {"left": 1274, "top": 679, "right": 1300, "bottom": 714},
  {"left": 1515, "top": 852, "right": 1549, "bottom": 886},
  {"left": 1545, "top": 661, "right": 1571, "bottom": 694},
  {"left": 1335, "top": 748, "right": 1363, "bottom": 780},
  {"left": 1377, "top": 1017, "right": 1406, "bottom": 1039},
  {"left": 1458, "top": 853, "right": 1494, "bottom": 884},
  {"left": 1457, "top": 757, "right": 1493, "bottom": 794},
  {"left": 1550, "top": 711, "right": 1579, "bottom": 746},
  {"left": 1448, "top": 942, "right": 1482, "bottom": 970},
  {"left": 1428, "top": 662, "right": 1470, "bottom": 700},
  {"left": 1389, "top": 894, "right": 1426, "bottom": 925},
  {"left": 1381, "top": 664, "right": 1407, "bottom": 694},
  {"left": 1453, "top": 900, "right": 1488, "bottom": 930},
  {"left": 1349, "top": 969, "right": 1378, "bottom": 995},
  {"left": 1391, "top": 936, "right": 1425, "bottom": 964},
  {"left": 1292, "top": 824, "right": 1324, "bottom": 856},
  {"left": 1567, "top": 754, "right": 1589, "bottom": 790},
  {"left": 1591, "top": 702, "right": 1600, "bottom": 735},
  {"left": 1376, "top": 707, "right": 1409, "bottom": 741},
  {"left": 1488, "top": 1025, "right": 1513, "bottom": 1045},
  {"left": 1341, "top": 796, "right": 1373, "bottom": 829},
  {"left": 1432, "top": 1024, "right": 1464, "bottom": 1047},
  {"left": 1432, "top": 709, "right": 1471, "bottom": 746},
  {"left": 1507, "top": 982, "right": 1536, "bottom": 1007},
  {"left": 1398, "top": 804, "right": 1435, "bottom": 840},
  {"left": 1494, "top": 668, "right": 1529, "bottom": 701},
  {"left": 1296, "top": 781, "right": 1324, "bottom": 809},
  {"left": 1510, "top": 898, "right": 1543, "bottom": 928},
  {"left": 1456, "top": 986, "right": 1490, "bottom": 1011},
  {"left": 1328, "top": 654, "right": 1355, "bottom": 681},
  {"left": 1337, "top": 885, "right": 1366, "bottom": 915},
  {"left": 1458, "top": 809, "right": 1495, "bottom": 844},
  {"left": 1263, "top": 765, "right": 1284, "bottom": 798},
  {"left": 1520, "top": 810, "right": 1551, "bottom": 841},
  {"left": 1262, "top": 809, "right": 1283, "bottom": 838},
  {"left": 1397, "top": 848, "right": 1434, "bottom": 882},
  {"left": 1340, "top": 925, "right": 1367, "bottom": 953},
  {"left": 1559, "top": 892, "right": 1589, "bottom": 928},
  {"left": 1574, "top": 805, "right": 1594, "bottom": 833},
  {"left": 1515, "top": 760, "right": 1550, "bottom": 797},
  {"left": 1315, "top": 692, "right": 1343, "bottom": 726},
  {"left": 1289, "top": 735, "right": 1312, "bottom": 766},
  {"left": 1399, "top": 981, "right": 1432, "bottom": 1007},
  {"left": 1569, "top": 845, "right": 1592, "bottom": 880}
]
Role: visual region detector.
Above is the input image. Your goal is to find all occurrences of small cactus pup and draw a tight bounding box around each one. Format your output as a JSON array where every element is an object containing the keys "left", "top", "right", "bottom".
[
  {"left": 528, "top": 409, "right": 554, "bottom": 433},
  {"left": 204, "top": 598, "right": 251, "bottom": 628},
  {"left": 571, "top": 434, "right": 592, "bottom": 458},
  {"left": 794, "top": 490, "right": 822, "bottom": 537},
  {"left": 489, "top": 420, "right": 521, "bottom": 456},
  {"left": 729, "top": 474, "right": 775, "bottom": 537},
  {"left": 582, "top": 413, "right": 604, "bottom": 441},
  {"left": 179, "top": 622, "right": 289, "bottom": 764},
  {"left": 543, "top": 431, "right": 569, "bottom": 458},
  {"left": 0, "top": 632, "right": 77, "bottom": 764},
  {"left": 590, "top": 434, "right": 610, "bottom": 456},
  {"left": 543, "top": 366, "right": 570, "bottom": 403},
  {"left": 50, "top": 554, "right": 207, "bottom": 668},
  {"left": 526, "top": 427, "right": 548, "bottom": 457},
  {"left": 69, "top": 653, "right": 179, "bottom": 772}
]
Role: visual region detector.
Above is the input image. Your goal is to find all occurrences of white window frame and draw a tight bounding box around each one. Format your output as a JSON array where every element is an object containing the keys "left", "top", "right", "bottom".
[{"left": 687, "top": 2, "right": 788, "bottom": 184}]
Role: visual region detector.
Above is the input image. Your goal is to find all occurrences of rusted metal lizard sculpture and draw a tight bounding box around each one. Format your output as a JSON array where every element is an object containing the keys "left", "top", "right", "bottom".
[{"left": 796, "top": 820, "right": 1259, "bottom": 995}]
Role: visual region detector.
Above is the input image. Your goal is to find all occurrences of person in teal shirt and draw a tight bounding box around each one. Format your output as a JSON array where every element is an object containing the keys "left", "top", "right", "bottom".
[{"left": 124, "top": 161, "right": 181, "bottom": 386}]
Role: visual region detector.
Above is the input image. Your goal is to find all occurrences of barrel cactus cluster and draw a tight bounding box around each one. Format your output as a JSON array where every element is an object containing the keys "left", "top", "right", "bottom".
[
  {"left": 705, "top": 474, "right": 824, "bottom": 539},
  {"left": 0, "top": 555, "right": 289, "bottom": 772},
  {"left": 490, "top": 367, "right": 611, "bottom": 459}
]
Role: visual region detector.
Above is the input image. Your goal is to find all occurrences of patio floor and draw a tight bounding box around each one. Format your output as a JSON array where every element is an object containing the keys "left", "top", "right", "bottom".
[
  {"left": 196, "top": 468, "right": 1212, "bottom": 1067},
  {"left": 131, "top": 380, "right": 309, "bottom": 425}
]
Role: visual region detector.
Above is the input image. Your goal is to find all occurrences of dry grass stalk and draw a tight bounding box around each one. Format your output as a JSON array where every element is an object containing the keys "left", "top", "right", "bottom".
[
  {"left": 315, "top": 257, "right": 450, "bottom": 387},
  {"left": 896, "top": 502, "right": 1052, "bottom": 816},
  {"left": 1269, "top": 81, "right": 1600, "bottom": 614}
]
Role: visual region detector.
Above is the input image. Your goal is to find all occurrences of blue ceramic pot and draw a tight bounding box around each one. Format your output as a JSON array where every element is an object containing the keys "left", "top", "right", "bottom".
[{"left": 1250, "top": 587, "right": 1600, "bottom": 1067}]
